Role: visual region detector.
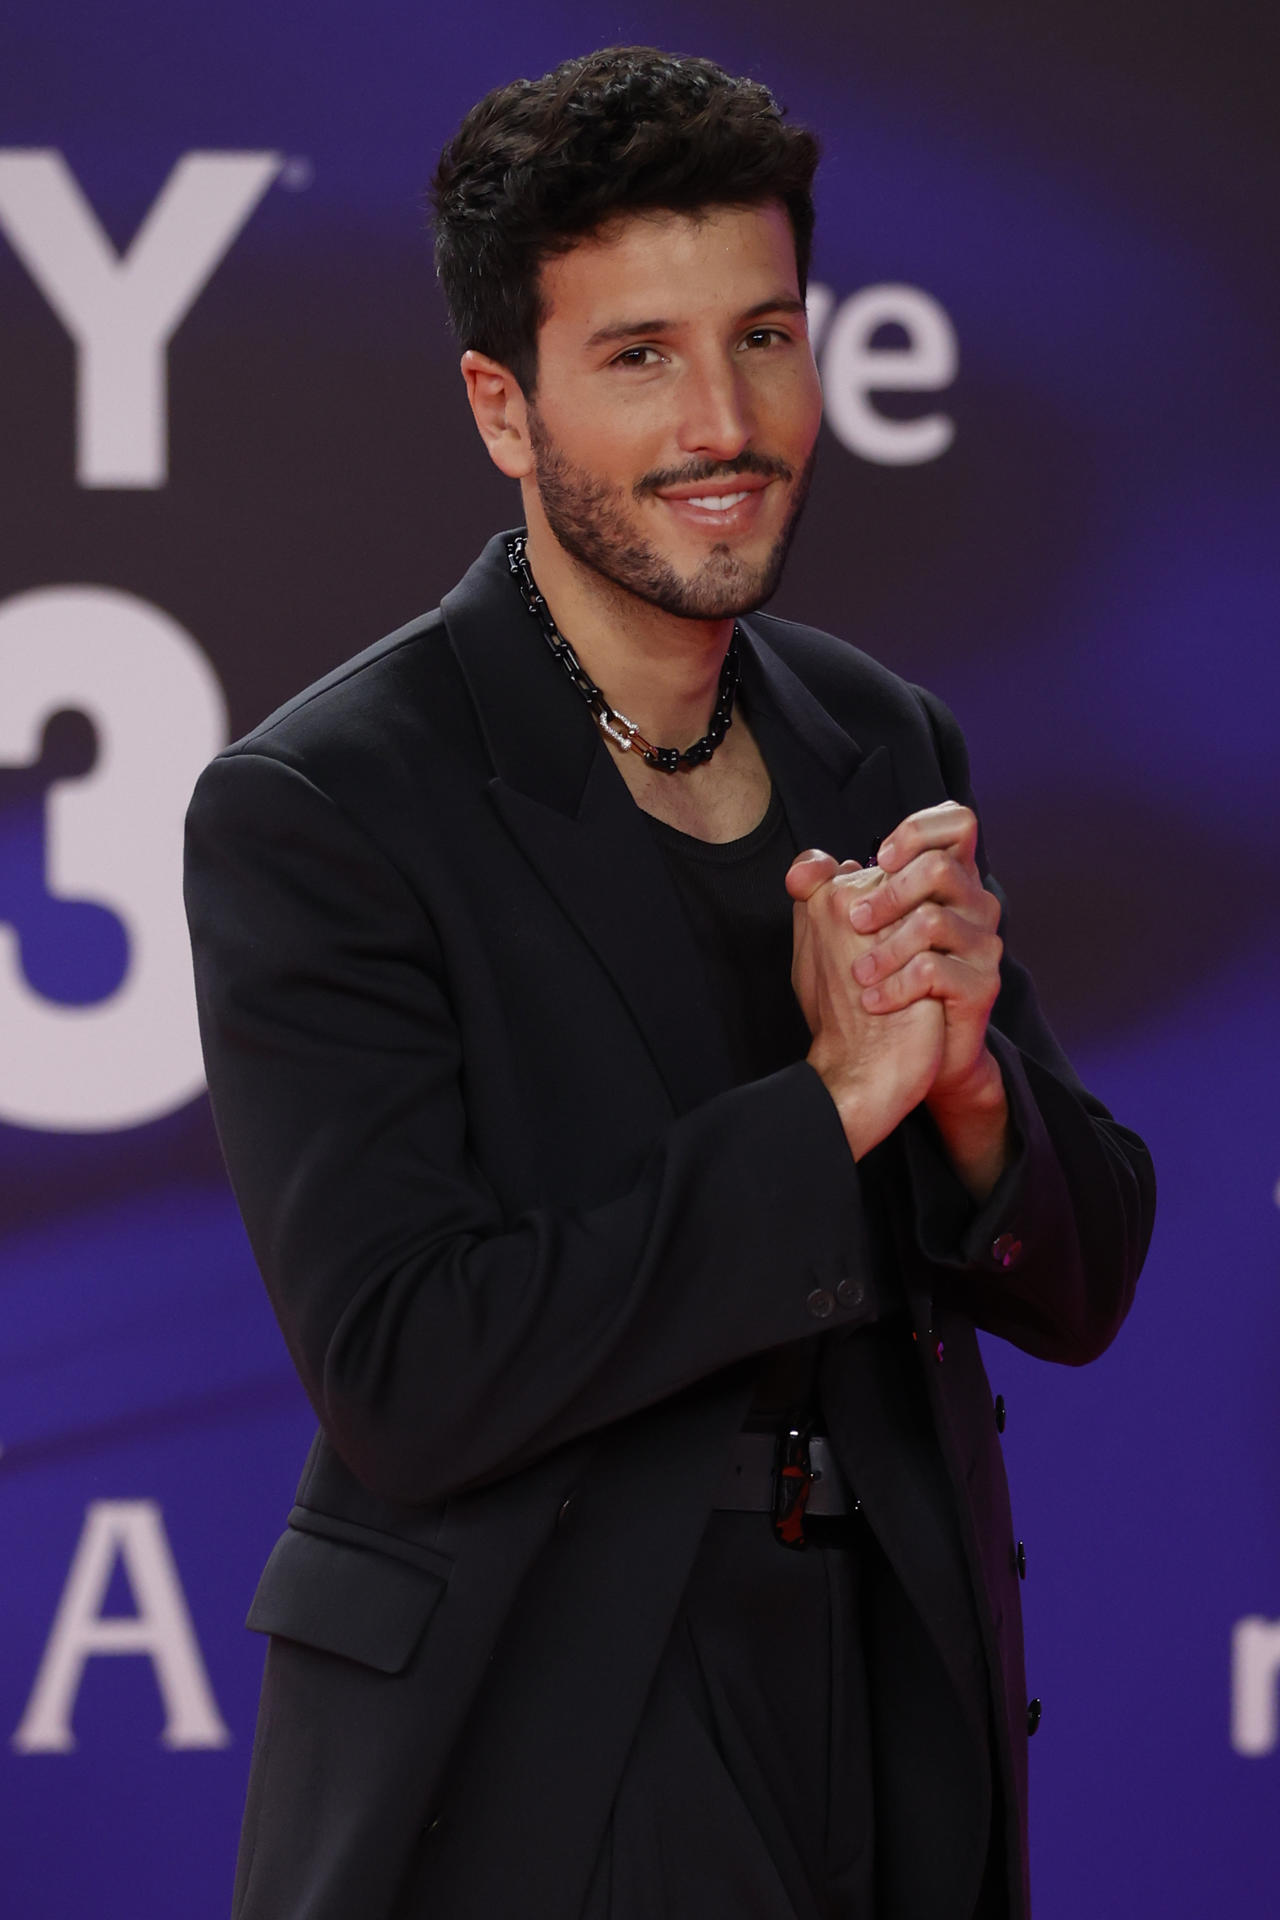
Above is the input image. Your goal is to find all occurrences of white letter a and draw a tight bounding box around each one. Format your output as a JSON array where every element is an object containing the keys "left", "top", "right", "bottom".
[{"left": 12, "top": 1499, "right": 230, "bottom": 1752}]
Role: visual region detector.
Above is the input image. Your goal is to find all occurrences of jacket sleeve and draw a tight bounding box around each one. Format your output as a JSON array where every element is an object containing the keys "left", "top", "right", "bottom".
[
  {"left": 184, "top": 747, "right": 881, "bottom": 1507},
  {"left": 897, "top": 687, "right": 1156, "bottom": 1365}
]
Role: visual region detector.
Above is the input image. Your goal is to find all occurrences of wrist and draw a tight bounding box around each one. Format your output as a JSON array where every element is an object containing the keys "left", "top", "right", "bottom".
[
  {"left": 808, "top": 1049, "right": 905, "bottom": 1163},
  {"left": 927, "top": 1047, "right": 1005, "bottom": 1124},
  {"left": 926, "top": 1050, "right": 1011, "bottom": 1202}
]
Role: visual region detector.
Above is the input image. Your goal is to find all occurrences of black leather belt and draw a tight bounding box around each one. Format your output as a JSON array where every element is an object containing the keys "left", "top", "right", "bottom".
[{"left": 714, "top": 1429, "right": 854, "bottom": 1545}]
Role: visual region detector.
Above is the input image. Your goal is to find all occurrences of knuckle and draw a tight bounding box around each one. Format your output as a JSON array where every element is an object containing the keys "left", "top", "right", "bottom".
[{"left": 953, "top": 805, "right": 978, "bottom": 848}]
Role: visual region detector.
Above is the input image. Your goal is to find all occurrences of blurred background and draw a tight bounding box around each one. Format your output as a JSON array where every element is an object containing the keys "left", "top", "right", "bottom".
[{"left": 1, "top": 4, "right": 1277, "bottom": 1914}]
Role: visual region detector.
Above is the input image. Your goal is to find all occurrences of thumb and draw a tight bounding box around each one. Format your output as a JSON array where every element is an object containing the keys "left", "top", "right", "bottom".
[{"left": 785, "top": 847, "right": 845, "bottom": 902}]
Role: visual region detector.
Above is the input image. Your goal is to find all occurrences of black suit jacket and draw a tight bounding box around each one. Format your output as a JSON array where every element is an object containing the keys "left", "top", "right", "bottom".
[{"left": 184, "top": 531, "right": 1154, "bottom": 1920}]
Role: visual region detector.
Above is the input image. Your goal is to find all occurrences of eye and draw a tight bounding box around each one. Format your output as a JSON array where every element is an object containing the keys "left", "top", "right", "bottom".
[
  {"left": 740, "top": 326, "right": 789, "bottom": 351},
  {"left": 611, "top": 344, "right": 663, "bottom": 369}
]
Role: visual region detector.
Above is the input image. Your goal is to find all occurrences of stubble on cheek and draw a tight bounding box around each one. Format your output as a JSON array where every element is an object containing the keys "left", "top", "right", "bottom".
[{"left": 526, "top": 408, "right": 816, "bottom": 621}]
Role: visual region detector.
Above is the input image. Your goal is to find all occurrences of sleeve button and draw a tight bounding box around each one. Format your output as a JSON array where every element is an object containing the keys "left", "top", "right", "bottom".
[
  {"left": 994, "top": 1393, "right": 1007, "bottom": 1432},
  {"left": 835, "top": 1277, "right": 866, "bottom": 1309},
  {"left": 1027, "top": 1697, "right": 1042, "bottom": 1736},
  {"left": 992, "top": 1233, "right": 1023, "bottom": 1268},
  {"left": 1016, "top": 1539, "right": 1027, "bottom": 1579},
  {"left": 806, "top": 1287, "right": 836, "bottom": 1320}
]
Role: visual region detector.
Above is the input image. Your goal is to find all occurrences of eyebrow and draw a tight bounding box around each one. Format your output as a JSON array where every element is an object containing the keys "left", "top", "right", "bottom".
[{"left": 583, "top": 294, "right": 808, "bottom": 351}]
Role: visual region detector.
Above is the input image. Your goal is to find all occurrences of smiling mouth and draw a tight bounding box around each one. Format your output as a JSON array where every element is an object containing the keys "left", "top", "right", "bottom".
[
  {"left": 680, "top": 490, "right": 754, "bottom": 512},
  {"left": 641, "top": 453, "right": 790, "bottom": 507}
]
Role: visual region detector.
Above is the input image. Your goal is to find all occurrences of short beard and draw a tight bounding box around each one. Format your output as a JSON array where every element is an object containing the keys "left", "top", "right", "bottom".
[{"left": 526, "top": 411, "right": 815, "bottom": 621}]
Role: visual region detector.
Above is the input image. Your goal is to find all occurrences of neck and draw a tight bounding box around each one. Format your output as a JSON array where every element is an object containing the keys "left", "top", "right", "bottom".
[{"left": 522, "top": 516, "right": 734, "bottom": 748}]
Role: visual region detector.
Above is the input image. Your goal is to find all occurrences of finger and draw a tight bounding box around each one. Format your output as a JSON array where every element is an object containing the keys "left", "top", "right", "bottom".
[
  {"left": 860, "top": 947, "right": 997, "bottom": 1015},
  {"left": 849, "top": 848, "right": 995, "bottom": 935},
  {"left": 785, "top": 848, "right": 841, "bottom": 902},
  {"left": 851, "top": 902, "right": 1002, "bottom": 986},
  {"left": 875, "top": 802, "right": 978, "bottom": 875},
  {"left": 822, "top": 866, "right": 887, "bottom": 927}
]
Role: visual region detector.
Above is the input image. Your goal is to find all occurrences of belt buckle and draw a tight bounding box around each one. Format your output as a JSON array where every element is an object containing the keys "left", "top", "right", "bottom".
[{"left": 772, "top": 1422, "right": 815, "bottom": 1550}]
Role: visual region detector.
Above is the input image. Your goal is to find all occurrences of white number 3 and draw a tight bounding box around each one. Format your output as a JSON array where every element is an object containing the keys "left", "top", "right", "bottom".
[{"left": 0, "top": 586, "right": 227, "bottom": 1131}]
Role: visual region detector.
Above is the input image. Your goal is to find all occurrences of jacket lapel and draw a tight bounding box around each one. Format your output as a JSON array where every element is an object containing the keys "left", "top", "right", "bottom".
[
  {"left": 442, "top": 533, "right": 732, "bottom": 1116},
  {"left": 736, "top": 616, "right": 907, "bottom": 869}
]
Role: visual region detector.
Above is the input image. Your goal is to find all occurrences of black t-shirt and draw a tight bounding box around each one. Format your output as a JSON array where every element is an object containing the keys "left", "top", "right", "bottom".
[{"left": 645, "top": 787, "right": 823, "bottom": 1428}]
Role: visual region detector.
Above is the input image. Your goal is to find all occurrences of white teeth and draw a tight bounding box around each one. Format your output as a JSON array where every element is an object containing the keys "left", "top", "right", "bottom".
[{"left": 683, "top": 491, "right": 750, "bottom": 511}]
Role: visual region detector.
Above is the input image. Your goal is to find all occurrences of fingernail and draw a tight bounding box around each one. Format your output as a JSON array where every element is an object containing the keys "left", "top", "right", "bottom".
[
  {"left": 863, "top": 985, "right": 883, "bottom": 1008},
  {"left": 850, "top": 902, "right": 874, "bottom": 928},
  {"left": 876, "top": 840, "right": 895, "bottom": 865},
  {"left": 854, "top": 954, "right": 877, "bottom": 983}
]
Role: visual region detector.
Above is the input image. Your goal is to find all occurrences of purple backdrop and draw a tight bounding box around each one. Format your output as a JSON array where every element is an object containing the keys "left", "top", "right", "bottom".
[{"left": 3, "top": 4, "right": 1278, "bottom": 1915}]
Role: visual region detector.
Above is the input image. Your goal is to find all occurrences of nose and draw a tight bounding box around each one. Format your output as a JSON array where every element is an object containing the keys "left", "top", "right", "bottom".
[{"left": 675, "top": 353, "right": 752, "bottom": 463}]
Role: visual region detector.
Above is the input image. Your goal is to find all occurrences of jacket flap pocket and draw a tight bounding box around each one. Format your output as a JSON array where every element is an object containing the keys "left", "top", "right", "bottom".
[{"left": 246, "top": 1525, "right": 447, "bottom": 1673}]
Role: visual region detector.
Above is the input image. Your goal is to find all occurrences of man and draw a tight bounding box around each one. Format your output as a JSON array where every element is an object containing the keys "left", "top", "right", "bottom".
[{"left": 184, "top": 46, "right": 1154, "bottom": 1920}]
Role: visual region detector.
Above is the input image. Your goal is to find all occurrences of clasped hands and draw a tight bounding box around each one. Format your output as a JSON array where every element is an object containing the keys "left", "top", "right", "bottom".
[{"left": 787, "top": 801, "right": 1011, "bottom": 1196}]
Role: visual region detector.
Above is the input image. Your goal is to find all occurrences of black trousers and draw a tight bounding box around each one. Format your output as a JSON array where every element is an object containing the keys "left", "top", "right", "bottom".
[
  {"left": 580, "top": 1509, "right": 1006, "bottom": 1920},
  {"left": 580, "top": 1508, "right": 873, "bottom": 1919}
]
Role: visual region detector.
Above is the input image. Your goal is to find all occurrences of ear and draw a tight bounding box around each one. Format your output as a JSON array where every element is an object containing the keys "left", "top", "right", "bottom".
[{"left": 461, "top": 350, "right": 534, "bottom": 479}]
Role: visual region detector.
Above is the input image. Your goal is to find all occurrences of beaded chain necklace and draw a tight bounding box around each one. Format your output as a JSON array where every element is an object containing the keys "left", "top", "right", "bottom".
[{"left": 506, "top": 531, "right": 741, "bottom": 774}]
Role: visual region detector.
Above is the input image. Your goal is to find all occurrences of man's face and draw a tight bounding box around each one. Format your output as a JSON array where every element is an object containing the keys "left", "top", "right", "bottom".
[{"left": 524, "top": 202, "right": 823, "bottom": 620}]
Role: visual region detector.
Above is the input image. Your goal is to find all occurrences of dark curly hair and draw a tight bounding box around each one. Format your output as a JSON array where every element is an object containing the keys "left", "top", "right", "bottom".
[{"left": 429, "top": 47, "right": 820, "bottom": 396}]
